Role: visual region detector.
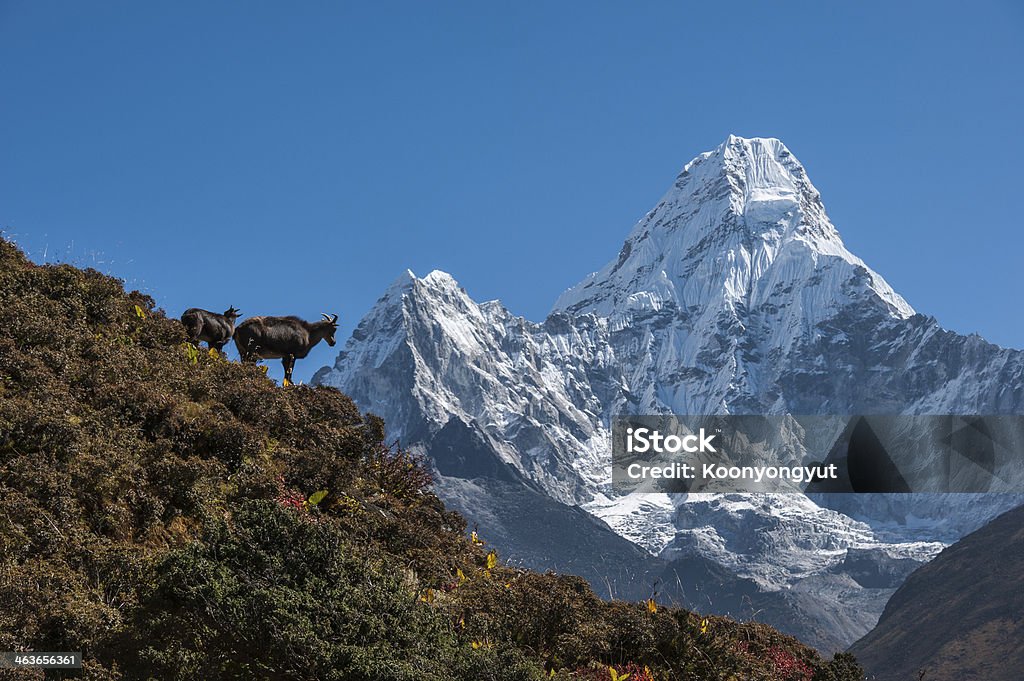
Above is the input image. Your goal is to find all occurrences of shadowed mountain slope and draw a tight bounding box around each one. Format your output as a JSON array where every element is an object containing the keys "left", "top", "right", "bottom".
[{"left": 850, "top": 503, "right": 1024, "bottom": 681}]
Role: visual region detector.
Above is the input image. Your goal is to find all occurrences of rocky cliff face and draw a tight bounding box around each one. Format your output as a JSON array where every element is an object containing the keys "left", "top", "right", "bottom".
[{"left": 313, "top": 136, "right": 1024, "bottom": 650}]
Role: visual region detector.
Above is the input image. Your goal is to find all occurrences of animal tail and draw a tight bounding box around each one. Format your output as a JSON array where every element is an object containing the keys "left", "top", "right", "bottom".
[{"left": 233, "top": 331, "right": 256, "bottom": 362}]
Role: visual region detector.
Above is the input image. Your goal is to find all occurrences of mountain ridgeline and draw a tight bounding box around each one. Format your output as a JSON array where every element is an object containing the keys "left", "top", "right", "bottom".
[
  {"left": 314, "top": 136, "right": 1024, "bottom": 652},
  {"left": 0, "top": 239, "right": 865, "bottom": 679}
]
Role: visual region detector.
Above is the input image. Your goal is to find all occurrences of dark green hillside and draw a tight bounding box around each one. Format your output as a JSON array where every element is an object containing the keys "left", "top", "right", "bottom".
[{"left": 0, "top": 237, "right": 861, "bottom": 680}]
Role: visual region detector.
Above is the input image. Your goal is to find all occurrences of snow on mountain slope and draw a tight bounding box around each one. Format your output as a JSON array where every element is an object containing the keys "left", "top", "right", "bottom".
[
  {"left": 314, "top": 136, "right": 1024, "bottom": 649},
  {"left": 554, "top": 136, "right": 912, "bottom": 324},
  {"left": 317, "top": 267, "right": 616, "bottom": 505}
]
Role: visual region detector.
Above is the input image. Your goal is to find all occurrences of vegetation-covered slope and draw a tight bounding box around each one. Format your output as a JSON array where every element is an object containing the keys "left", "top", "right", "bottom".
[{"left": 0, "top": 237, "right": 862, "bottom": 680}]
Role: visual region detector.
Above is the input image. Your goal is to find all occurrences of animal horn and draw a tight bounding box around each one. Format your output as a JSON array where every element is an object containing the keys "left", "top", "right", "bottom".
[{"left": 321, "top": 313, "right": 331, "bottom": 321}]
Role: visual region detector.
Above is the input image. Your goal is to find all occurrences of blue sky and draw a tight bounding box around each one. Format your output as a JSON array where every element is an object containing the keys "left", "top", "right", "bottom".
[{"left": 2, "top": 1, "right": 1022, "bottom": 382}]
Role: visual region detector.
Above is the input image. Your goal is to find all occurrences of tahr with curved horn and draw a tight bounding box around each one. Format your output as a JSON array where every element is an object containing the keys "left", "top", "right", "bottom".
[{"left": 234, "top": 312, "right": 339, "bottom": 385}]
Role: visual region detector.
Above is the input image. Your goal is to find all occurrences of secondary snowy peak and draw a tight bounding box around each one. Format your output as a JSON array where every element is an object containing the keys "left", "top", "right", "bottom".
[
  {"left": 315, "top": 269, "right": 615, "bottom": 502},
  {"left": 315, "top": 268, "right": 499, "bottom": 434},
  {"left": 335, "top": 268, "right": 486, "bottom": 360},
  {"left": 553, "top": 136, "right": 913, "bottom": 323}
]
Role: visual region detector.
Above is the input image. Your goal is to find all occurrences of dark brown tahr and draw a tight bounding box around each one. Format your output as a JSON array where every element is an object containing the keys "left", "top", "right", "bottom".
[
  {"left": 233, "top": 313, "right": 338, "bottom": 384},
  {"left": 180, "top": 306, "right": 241, "bottom": 354}
]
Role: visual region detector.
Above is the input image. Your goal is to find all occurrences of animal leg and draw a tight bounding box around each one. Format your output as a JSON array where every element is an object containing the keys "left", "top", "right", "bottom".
[{"left": 282, "top": 355, "right": 295, "bottom": 385}]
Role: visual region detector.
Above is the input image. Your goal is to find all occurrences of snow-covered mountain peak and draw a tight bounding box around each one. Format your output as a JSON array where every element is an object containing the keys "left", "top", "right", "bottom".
[
  {"left": 385, "top": 266, "right": 460, "bottom": 292},
  {"left": 421, "top": 269, "right": 461, "bottom": 289},
  {"left": 392, "top": 268, "right": 417, "bottom": 286},
  {"left": 366, "top": 269, "right": 479, "bottom": 330},
  {"left": 552, "top": 136, "right": 913, "bottom": 322},
  {"left": 720, "top": 136, "right": 810, "bottom": 206}
]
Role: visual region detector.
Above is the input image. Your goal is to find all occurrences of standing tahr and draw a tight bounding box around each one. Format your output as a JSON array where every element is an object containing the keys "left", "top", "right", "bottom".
[
  {"left": 180, "top": 306, "right": 241, "bottom": 354},
  {"left": 233, "top": 313, "right": 339, "bottom": 385}
]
